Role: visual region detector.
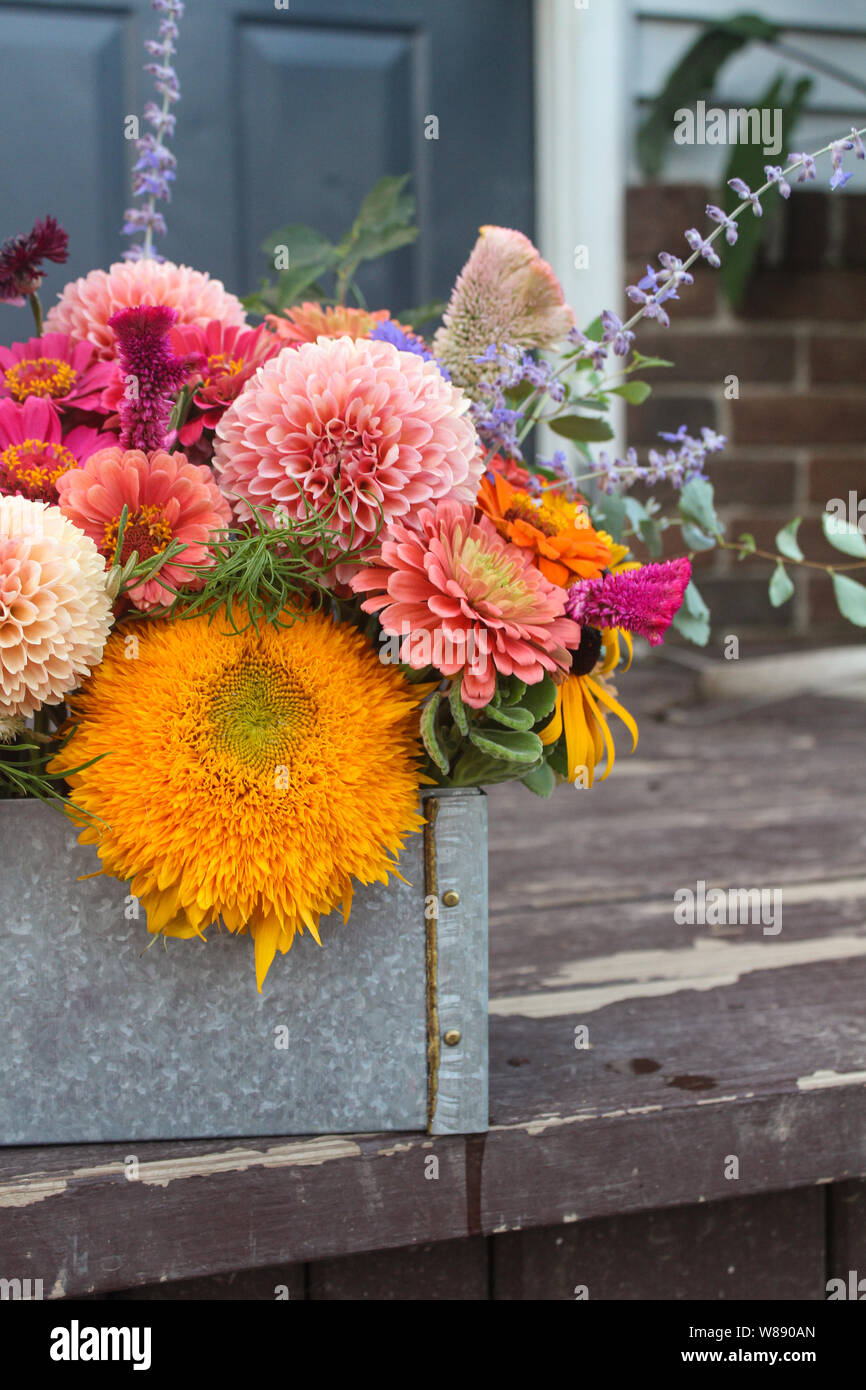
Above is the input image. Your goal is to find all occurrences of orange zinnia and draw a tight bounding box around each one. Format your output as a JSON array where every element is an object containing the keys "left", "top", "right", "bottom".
[{"left": 477, "top": 470, "right": 614, "bottom": 587}]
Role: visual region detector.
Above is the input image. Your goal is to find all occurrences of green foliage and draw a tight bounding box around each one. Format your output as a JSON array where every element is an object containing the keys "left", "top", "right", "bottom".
[
  {"left": 831, "top": 573, "right": 866, "bottom": 626},
  {"left": 549, "top": 414, "right": 614, "bottom": 443},
  {"left": 672, "top": 578, "right": 711, "bottom": 646},
  {"left": 822, "top": 512, "right": 866, "bottom": 559},
  {"left": 636, "top": 14, "right": 781, "bottom": 179},
  {"left": 244, "top": 175, "right": 419, "bottom": 316},
  {"left": 775, "top": 517, "right": 804, "bottom": 563},
  {"left": 768, "top": 561, "right": 795, "bottom": 607},
  {"left": 610, "top": 381, "right": 652, "bottom": 405},
  {"left": 719, "top": 74, "right": 813, "bottom": 307}
]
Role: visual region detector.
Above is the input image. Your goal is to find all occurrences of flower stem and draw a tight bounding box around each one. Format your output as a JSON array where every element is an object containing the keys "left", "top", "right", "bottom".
[{"left": 28, "top": 292, "right": 43, "bottom": 335}]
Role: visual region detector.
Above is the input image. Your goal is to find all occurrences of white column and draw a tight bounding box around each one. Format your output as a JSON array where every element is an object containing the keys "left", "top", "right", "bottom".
[{"left": 535, "top": 0, "right": 629, "bottom": 450}]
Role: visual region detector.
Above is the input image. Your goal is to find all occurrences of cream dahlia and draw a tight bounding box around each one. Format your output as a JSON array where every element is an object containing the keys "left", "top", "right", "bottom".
[
  {"left": 45, "top": 260, "right": 247, "bottom": 361},
  {"left": 0, "top": 495, "right": 112, "bottom": 718},
  {"left": 214, "top": 335, "right": 483, "bottom": 577},
  {"left": 351, "top": 499, "right": 580, "bottom": 707},
  {"left": 57, "top": 447, "right": 231, "bottom": 611}
]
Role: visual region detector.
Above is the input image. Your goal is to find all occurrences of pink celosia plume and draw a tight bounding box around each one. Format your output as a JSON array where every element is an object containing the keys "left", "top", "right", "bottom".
[
  {"left": 433, "top": 226, "right": 575, "bottom": 390},
  {"left": 351, "top": 499, "right": 580, "bottom": 708},
  {"left": 566, "top": 558, "right": 692, "bottom": 646},
  {"left": 108, "top": 305, "right": 201, "bottom": 452}
]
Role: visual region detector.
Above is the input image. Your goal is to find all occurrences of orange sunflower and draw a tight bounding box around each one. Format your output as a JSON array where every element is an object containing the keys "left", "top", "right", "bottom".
[{"left": 477, "top": 470, "right": 621, "bottom": 587}]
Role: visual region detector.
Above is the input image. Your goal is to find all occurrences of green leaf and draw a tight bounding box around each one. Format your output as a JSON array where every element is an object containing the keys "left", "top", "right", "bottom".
[
  {"left": 353, "top": 174, "right": 414, "bottom": 233},
  {"left": 521, "top": 761, "right": 556, "bottom": 798},
  {"left": 448, "top": 677, "right": 468, "bottom": 737},
  {"left": 638, "top": 517, "right": 663, "bottom": 558},
  {"left": 420, "top": 694, "right": 450, "bottom": 774},
  {"left": 499, "top": 676, "right": 527, "bottom": 706},
  {"left": 679, "top": 478, "right": 723, "bottom": 538},
  {"left": 681, "top": 521, "right": 717, "bottom": 552},
  {"left": 775, "top": 517, "right": 804, "bottom": 562},
  {"left": 484, "top": 704, "right": 535, "bottom": 732},
  {"left": 831, "top": 573, "right": 866, "bottom": 627},
  {"left": 719, "top": 74, "right": 813, "bottom": 308},
  {"left": 630, "top": 350, "right": 673, "bottom": 371},
  {"left": 610, "top": 381, "right": 651, "bottom": 405},
  {"left": 549, "top": 414, "right": 614, "bottom": 444},
  {"left": 737, "top": 532, "right": 757, "bottom": 558},
  {"left": 591, "top": 489, "right": 627, "bottom": 543},
  {"left": 672, "top": 578, "right": 710, "bottom": 646},
  {"left": 636, "top": 17, "right": 781, "bottom": 179},
  {"left": 468, "top": 727, "right": 543, "bottom": 764},
  {"left": 822, "top": 510, "right": 866, "bottom": 559},
  {"left": 520, "top": 672, "right": 557, "bottom": 724},
  {"left": 768, "top": 562, "right": 795, "bottom": 607}
]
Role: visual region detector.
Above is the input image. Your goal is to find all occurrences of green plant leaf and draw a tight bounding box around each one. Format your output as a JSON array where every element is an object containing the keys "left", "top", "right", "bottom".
[
  {"left": 420, "top": 693, "right": 449, "bottom": 774},
  {"left": 679, "top": 477, "right": 723, "bottom": 538},
  {"left": 521, "top": 761, "right": 556, "bottom": 798},
  {"left": 448, "top": 678, "right": 468, "bottom": 736},
  {"left": 768, "top": 561, "right": 795, "bottom": 607},
  {"left": 499, "top": 676, "right": 527, "bottom": 706},
  {"left": 681, "top": 521, "right": 717, "bottom": 552},
  {"left": 591, "top": 489, "right": 627, "bottom": 543},
  {"left": 775, "top": 517, "right": 804, "bottom": 562},
  {"left": 630, "top": 350, "right": 674, "bottom": 371},
  {"left": 520, "top": 672, "right": 558, "bottom": 723},
  {"left": 719, "top": 73, "right": 813, "bottom": 308},
  {"left": 468, "top": 727, "right": 543, "bottom": 764},
  {"left": 737, "top": 532, "right": 757, "bottom": 559},
  {"left": 822, "top": 511, "right": 866, "bottom": 558},
  {"left": 610, "top": 381, "right": 652, "bottom": 405},
  {"left": 484, "top": 704, "right": 535, "bottom": 732},
  {"left": 636, "top": 16, "right": 781, "bottom": 179},
  {"left": 831, "top": 573, "right": 866, "bottom": 626},
  {"left": 672, "top": 578, "right": 710, "bottom": 645},
  {"left": 549, "top": 414, "right": 614, "bottom": 443}
]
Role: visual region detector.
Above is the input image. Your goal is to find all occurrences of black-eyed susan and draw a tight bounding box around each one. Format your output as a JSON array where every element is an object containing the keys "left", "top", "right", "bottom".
[
  {"left": 51, "top": 606, "right": 426, "bottom": 990},
  {"left": 539, "top": 626, "right": 638, "bottom": 787}
]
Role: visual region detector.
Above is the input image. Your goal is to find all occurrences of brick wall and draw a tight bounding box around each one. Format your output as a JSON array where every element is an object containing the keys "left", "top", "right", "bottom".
[{"left": 625, "top": 185, "right": 866, "bottom": 643}]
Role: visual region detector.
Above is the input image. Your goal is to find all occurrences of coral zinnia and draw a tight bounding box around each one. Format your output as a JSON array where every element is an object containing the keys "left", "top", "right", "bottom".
[
  {"left": 0, "top": 333, "right": 116, "bottom": 410},
  {"left": 0, "top": 397, "right": 116, "bottom": 505},
  {"left": 56, "top": 446, "right": 231, "bottom": 611},
  {"left": 352, "top": 499, "right": 579, "bottom": 707},
  {"left": 566, "top": 558, "right": 692, "bottom": 646},
  {"left": 52, "top": 608, "right": 425, "bottom": 991},
  {"left": 170, "top": 320, "right": 281, "bottom": 451},
  {"left": 0, "top": 495, "right": 112, "bottom": 717},
  {"left": 433, "top": 226, "right": 575, "bottom": 390},
  {"left": 265, "top": 302, "right": 406, "bottom": 346},
  {"left": 214, "top": 335, "right": 482, "bottom": 578},
  {"left": 44, "top": 260, "right": 247, "bottom": 361},
  {"left": 478, "top": 470, "right": 614, "bottom": 587}
]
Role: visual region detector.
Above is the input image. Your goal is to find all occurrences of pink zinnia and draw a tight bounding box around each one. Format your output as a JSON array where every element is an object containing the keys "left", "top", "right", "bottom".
[
  {"left": 170, "top": 320, "right": 281, "bottom": 450},
  {"left": 351, "top": 500, "right": 580, "bottom": 708},
  {"left": 44, "top": 260, "right": 247, "bottom": 361},
  {"left": 57, "top": 447, "right": 231, "bottom": 611},
  {"left": 566, "top": 558, "right": 692, "bottom": 646},
  {"left": 0, "top": 332, "right": 116, "bottom": 411},
  {"left": 433, "top": 226, "right": 575, "bottom": 391},
  {"left": 0, "top": 397, "right": 116, "bottom": 505},
  {"left": 214, "top": 335, "right": 483, "bottom": 580}
]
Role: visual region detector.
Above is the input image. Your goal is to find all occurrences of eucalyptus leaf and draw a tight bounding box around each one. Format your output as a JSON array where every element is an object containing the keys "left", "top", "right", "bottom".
[
  {"left": 822, "top": 511, "right": 866, "bottom": 559},
  {"left": 775, "top": 517, "right": 804, "bottom": 563},
  {"left": 831, "top": 573, "right": 866, "bottom": 627},
  {"left": 768, "top": 562, "right": 795, "bottom": 608},
  {"left": 679, "top": 477, "right": 723, "bottom": 538}
]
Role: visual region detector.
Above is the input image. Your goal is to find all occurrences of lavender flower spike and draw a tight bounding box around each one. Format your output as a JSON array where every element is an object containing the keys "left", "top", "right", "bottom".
[
  {"left": 122, "top": 1, "right": 185, "bottom": 260},
  {"left": 706, "top": 206, "right": 738, "bottom": 245},
  {"left": 728, "top": 179, "right": 763, "bottom": 217},
  {"left": 684, "top": 228, "right": 720, "bottom": 269},
  {"left": 764, "top": 166, "right": 791, "bottom": 199}
]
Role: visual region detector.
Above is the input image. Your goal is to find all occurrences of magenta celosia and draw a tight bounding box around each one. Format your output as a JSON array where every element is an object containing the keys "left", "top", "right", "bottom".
[
  {"left": 109, "top": 305, "right": 202, "bottom": 452},
  {"left": 566, "top": 558, "right": 692, "bottom": 646}
]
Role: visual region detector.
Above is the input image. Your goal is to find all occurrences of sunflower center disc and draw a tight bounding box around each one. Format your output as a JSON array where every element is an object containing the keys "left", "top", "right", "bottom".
[{"left": 207, "top": 658, "right": 311, "bottom": 775}]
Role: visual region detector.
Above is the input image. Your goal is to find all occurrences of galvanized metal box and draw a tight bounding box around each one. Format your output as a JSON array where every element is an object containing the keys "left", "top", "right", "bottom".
[{"left": 0, "top": 788, "right": 487, "bottom": 1143}]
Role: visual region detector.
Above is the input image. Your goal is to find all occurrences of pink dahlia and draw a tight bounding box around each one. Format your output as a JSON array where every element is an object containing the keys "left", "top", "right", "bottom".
[
  {"left": 0, "top": 397, "right": 116, "bottom": 505},
  {"left": 170, "top": 320, "right": 281, "bottom": 451},
  {"left": 0, "top": 332, "right": 116, "bottom": 410},
  {"left": 433, "top": 226, "right": 575, "bottom": 391},
  {"left": 566, "top": 558, "right": 692, "bottom": 646},
  {"left": 44, "top": 260, "right": 247, "bottom": 361},
  {"left": 214, "top": 335, "right": 483, "bottom": 578},
  {"left": 57, "top": 447, "right": 231, "bottom": 611},
  {"left": 351, "top": 499, "right": 580, "bottom": 708}
]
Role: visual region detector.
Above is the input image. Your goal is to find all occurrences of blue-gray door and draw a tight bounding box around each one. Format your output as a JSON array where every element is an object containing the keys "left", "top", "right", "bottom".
[{"left": 0, "top": 0, "right": 534, "bottom": 320}]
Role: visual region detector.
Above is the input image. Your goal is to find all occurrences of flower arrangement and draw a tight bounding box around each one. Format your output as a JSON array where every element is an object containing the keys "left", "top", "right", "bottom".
[{"left": 2, "top": 0, "right": 864, "bottom": 991}]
